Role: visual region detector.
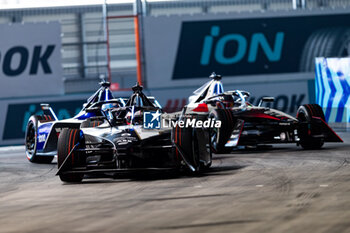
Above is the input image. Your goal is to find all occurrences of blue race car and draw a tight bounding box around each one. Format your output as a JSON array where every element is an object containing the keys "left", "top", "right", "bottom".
[{"left": 25, "top": 81, "right": 124, "bottom": 163}]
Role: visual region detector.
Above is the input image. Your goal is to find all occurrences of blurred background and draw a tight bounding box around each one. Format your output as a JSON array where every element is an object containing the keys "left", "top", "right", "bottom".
[{"left": 0, "top": 0, "right": 350, "bottom": 145}]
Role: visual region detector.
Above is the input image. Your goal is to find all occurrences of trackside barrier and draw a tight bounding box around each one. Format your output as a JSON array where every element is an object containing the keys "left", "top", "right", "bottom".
[
  {"left": 315, "top": 57, "right": 350, "bottom": 129},
  {"left": 0, "top": 95, "right": 87, "bottom": 146},
  {"left": 0, "top": 90, "right": 131, "bottom": 146}
]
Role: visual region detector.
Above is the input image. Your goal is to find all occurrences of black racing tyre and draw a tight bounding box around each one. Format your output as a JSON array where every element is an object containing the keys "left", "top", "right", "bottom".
[
  {"left": 199, "top": 135, "right": 212, "bottom": 171},
  {"left": 25, "top": 115, "right": 54, "bottom": 164},
  {"left": 297, "top": 104, "right": 325, "bottom": 149},
  {"left": 300, "top": 27, "right": 350, "bottom": 72},
  {"left": 297, "top": 104, "right": 325, "bottom": 121},
  {"left": 57, "top": 128, "right": 85, "bottom": 182},
  {"left": 196, "top": 114, "right": 212, "bottom": 170},
  {"left": 209, "top": 109, "right": 234, "bottom": 154},
  {"left": 80, "top": 117, "right": 105, "bottom": 128},
  {"left": 174, "top": 124, "right": 200, "bottom": 171},
  {"left": 173, "top": 114, "right": 213, "bottom": 172}
]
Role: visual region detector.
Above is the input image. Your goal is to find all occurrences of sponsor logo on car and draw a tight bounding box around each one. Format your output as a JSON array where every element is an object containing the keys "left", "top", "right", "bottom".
[{"left": 38, "top": 134, "right": 47, "bottom": 143}]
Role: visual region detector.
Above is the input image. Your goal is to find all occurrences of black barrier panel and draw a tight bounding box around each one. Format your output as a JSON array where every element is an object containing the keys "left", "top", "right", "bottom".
[
  {"left": 3, "top": 100, "right": 85, "bottom": 140},
  {"left": 172, "top": 13, "right": 350, "bottom": 79}
]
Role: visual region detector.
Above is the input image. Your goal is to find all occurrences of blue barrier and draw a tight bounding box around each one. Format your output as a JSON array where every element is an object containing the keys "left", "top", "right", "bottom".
[{"left": 315, "top": 57, "right": 350, "bottom": 123}]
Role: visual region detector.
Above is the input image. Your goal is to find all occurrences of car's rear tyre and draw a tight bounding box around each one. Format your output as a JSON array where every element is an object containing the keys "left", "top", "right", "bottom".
[
  {"left": 25, "top": 115, "right": 54, "bottom": 163},
  {"left": 57, "top": 128, "right": 85, "bottom": 182},
  {"left": 209, "top": 109, "right": 234, "bottom": 153},
  {"left": 80, "top": 117, "right": 105, "bottom": 128},
  {"left": 297, "top": 104, "right": 325, "bottom": 149}
]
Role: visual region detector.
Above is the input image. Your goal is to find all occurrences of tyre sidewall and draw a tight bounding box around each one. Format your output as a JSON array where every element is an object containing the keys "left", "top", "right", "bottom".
[
  {"left": 57, "top": 128, "right": 84, "bottom": 182},
  {"left": 25, "top": 116, "right": 38, "bottom": 162},
  {"left": 209, "top": 109, "right": 234, "bottom": 153}
]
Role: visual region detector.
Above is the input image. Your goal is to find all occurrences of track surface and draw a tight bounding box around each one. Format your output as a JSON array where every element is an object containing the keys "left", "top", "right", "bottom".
[{"left": 1, "top": 133, "right": 350, "bottom": 233}]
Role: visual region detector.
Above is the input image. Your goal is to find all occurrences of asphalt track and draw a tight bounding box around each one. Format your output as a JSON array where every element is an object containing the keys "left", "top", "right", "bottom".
[{"left": 1, "top": 133, "right": 350, "bottom": 233}]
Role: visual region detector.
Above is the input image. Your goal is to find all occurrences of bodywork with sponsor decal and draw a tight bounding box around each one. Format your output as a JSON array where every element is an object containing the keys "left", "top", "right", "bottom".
[
  {"left": 24, "top": 81, "right": 123, "bottom": 163},
  {"left": 182, "top": 73, "right": 343, "bottom": 153},
  {"left": 56, "top": 83, "right": 212, "bottom": 182}
]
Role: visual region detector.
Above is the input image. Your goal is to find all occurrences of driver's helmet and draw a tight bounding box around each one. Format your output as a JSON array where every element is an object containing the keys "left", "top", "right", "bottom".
[
  {"left": 101, "top": 102, "right": 119, "bottom": 112},
  {"left": 102, "top": 102, "right": 120, "bottom": 120},
  {"left": 125, "top": 110, "right": 143, "bottom": 125},
  {"left": 222, "top": 94, "right": 235, "bottom": 108}
]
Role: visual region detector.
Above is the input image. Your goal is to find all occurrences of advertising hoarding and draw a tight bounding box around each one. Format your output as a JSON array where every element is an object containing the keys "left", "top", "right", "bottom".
[{"left": 0, "top": 22, "right": 64, "bottom": 98}]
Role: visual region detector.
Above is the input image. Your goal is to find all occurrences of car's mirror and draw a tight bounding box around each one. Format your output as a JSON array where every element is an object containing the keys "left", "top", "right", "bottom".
[
  {"left": 85, "top": 107, "right": 101, "bottom": 113},
  {"left": 258, "top": 97, "right": 275, "bottom": 107}
]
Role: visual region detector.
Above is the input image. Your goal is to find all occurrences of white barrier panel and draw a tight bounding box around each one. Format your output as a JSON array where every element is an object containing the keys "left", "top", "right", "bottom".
[
  {"left": 0, "top": 22, "right": 63, "bottom": 98},
  {"left": 315, "top": 57, "right": 350, "bottom": 123}
]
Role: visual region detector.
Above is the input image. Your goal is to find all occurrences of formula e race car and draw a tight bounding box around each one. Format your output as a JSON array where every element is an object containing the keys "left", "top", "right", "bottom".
[
  {"left": 56, "top": 83, "right": 212, "bottom": 182},
  {"left": 25, "top": 81, "right": 124, "bottom": 163},
  {"left": 183, "top": 73, "right": 343, "bottom": 153}
]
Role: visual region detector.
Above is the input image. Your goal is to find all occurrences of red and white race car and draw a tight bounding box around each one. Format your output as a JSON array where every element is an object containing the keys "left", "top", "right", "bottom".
[{"left": 182, "top": 73, "right": 342, "bottom": 153}]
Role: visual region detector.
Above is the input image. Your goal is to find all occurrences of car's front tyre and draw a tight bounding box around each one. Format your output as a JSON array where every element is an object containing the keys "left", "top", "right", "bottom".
[
  {"left": 25, "top": 116, "right": 54, "bottom": 163},
  {"left": 57, "top": 128, "right": 85, "bottom": 182}
]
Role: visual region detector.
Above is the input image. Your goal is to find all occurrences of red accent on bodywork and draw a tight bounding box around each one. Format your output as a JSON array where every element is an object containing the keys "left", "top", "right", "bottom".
[
  {"left": 245, "top": 112, "right": 280, "bottom": 121},
  {"left": 192, "top": 103, "right": 209, "bottom": 112}
]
